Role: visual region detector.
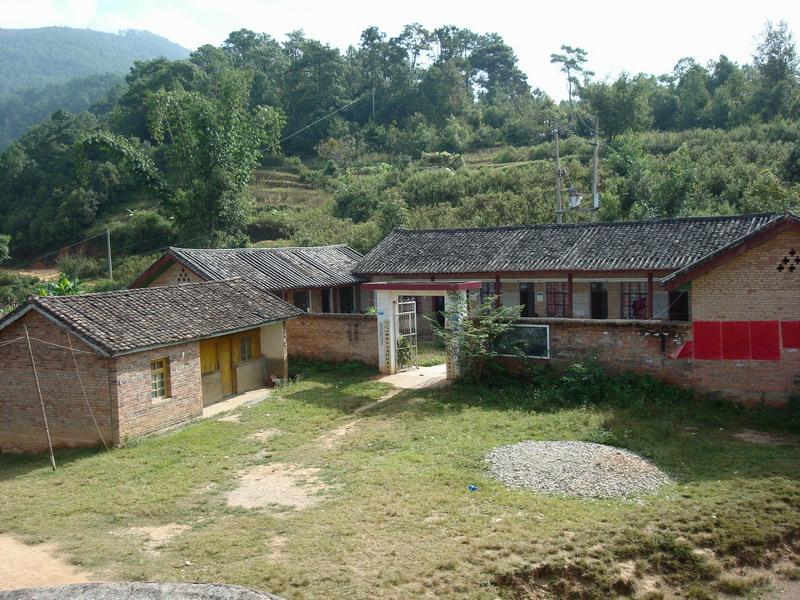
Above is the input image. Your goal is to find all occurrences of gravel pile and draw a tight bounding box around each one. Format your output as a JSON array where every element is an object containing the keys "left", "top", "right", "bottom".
[{"left": 486, "top": 440, "right": 671, "bottom": 498}]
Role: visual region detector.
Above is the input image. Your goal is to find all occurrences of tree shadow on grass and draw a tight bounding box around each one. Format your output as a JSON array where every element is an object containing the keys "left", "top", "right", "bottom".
[
  {"left": 356, "top": 378, "right": 800, "bottom": 486},
  {"left": 0, "top": 446, "right": 107, "bottom": 481}
]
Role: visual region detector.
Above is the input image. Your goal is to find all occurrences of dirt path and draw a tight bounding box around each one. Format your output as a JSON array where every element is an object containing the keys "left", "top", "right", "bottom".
[
  {"left": 315, "top": 364, "right": 450, "bottom": 449},
  {"left": 0, "top": 535, "right": 91, "bottom": 591}
]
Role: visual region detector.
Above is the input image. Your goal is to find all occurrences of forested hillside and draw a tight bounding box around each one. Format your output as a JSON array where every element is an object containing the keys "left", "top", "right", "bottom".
[
  {"left": 0, "top": 27, "right": 189, "bottom": 149},
  {"left": 0, "top": 22, "right": 798, "bottom": 291},
  {"left": 0, "top": 28, "right": 189, "bottom": 93}
]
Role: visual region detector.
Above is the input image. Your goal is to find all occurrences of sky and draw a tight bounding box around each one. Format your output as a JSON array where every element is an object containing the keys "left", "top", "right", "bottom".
[{"left": 3, "top": 0, "right": 800, "bottom": 99}]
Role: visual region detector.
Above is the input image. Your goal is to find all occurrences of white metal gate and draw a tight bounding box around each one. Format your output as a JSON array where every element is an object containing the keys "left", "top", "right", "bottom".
[{"left": 395, "top": 299, "right": 418, "bottom": 371}]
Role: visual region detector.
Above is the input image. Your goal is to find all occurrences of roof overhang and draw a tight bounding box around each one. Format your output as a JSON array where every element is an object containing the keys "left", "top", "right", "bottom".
[
  {"left": 362, "top": 280, "right": 482, "bottom": 291},
  {"left": 0, "top": 302, "right": 111, "bottom": 356},
  {"left": 661, "top": 214, "right": 800, "bottom": 290}
]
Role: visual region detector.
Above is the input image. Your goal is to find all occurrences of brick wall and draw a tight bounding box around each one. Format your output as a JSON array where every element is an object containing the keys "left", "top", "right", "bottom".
[
  {"left": 692, "top": 229, "right": 800, "bottom": 321},
  {"left": 686, "top": 228, "right": 800, "bottom": 406},
  {"left": 148, "top": 261, "right": 204, "bottom": 286},
  {"left": 502, "top": 316, "right": 797, "bottom": 407},
  {"left": 500, "top": 318, "right": 692, "bottom": 389},
  {"left": 287, "top": 314, "right": 378, "bottom": 366},
  {"left": 0, "top": 311, "right": 113, "bottom": 453},
  {"left": 112, "top": 341, "right": 203, "bottom": 442}
]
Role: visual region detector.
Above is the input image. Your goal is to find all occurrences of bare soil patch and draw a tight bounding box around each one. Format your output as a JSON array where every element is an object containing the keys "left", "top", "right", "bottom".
[
  {"left": 227, "top": 463, "right": 325, "bottom": 510},
  {"left": 217, "top": 414, "right": 242, "bottom": 423},
  {"left": 0, "top": 535, "right": 90, "bottom": 591},
  {"left": 124, "top": 524, "right": 190, "bottom": 553},
  {"left": 248, "top": 428, "right": 283, "bottom": 442},
  {"left": 315, "top": 421, "right": 361, "bottom": 449},
  {"left": 732, "top": 429, "right": 795, "bottom": 446}
]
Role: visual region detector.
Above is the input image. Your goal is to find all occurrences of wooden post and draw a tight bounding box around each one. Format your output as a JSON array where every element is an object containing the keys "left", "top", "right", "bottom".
[
  {"left": 494, "top": 273, "right": 502, "bottom": 308},
  {"left": 567, "top": 273, "right": 574, "bottom": 318},
  {"left": 647, "top": 272, "right": 654, "bottom": 320},
  {"left": 23, "top": 325, "right": 56, "bottom": 470}
]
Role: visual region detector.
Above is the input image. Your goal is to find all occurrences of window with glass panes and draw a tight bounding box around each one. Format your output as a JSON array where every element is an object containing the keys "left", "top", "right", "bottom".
[
  {"left": 621, "top": 282, "right": 648, "bottom": 319},
  {"left": 545, "top": 282, "right": 568, "bottom": 317},
  {"left": 150, "top": 358, "right": 170, "bottom": 399},
  {"left": 239, "top": 335, "right": 253, "bottom": 362}
]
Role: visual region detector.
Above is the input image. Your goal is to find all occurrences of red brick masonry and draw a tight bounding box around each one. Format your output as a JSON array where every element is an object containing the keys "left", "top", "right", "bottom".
[
  {"left": 0, "top": 311, "right": 203, "bottom": 453},
  {"left": 502, "top": 317, "right": 798, "bottom": 406},
  {"left": 287, "top": 314, "right": 378, "bottom": 367}
]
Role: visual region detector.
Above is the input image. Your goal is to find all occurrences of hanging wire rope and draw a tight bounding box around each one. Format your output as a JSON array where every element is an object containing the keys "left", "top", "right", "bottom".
[
  {"left": 0, "top": 336, "right": 24, "bottom": 348},
  {"left": 67, "top": 331, "right": 110, "bottom": 451},
  {"left": 29, "top": 336, "right": 95, "bottom": 354}
]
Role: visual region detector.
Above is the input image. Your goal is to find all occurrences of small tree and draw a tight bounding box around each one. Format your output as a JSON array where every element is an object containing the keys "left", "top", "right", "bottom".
[
  {"left": 429, "top": 294, "right": 522, "bottom": 383},
  {"left": 0, "top": 234, "right": 10, "bottom": 264},
  {"left": 37, "top": 274, "right": 83, "bottom": 297}
]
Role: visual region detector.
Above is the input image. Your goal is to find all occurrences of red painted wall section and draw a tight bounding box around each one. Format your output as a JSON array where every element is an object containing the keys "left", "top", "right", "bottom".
[
  {"left": 750, "top": 321, "right": 780, "bottom": 361},
  {"left": 692, "top": 320, "right": 784, "bottom": 361},
  {"left": 781, "top": 321, "right": 800, "bottom": 349},
  {"left": 721, "top": 321, "right": 750, "bottom": 360},
  {"left": 693, "top": 321, "right": 722, "bottom": 360}
]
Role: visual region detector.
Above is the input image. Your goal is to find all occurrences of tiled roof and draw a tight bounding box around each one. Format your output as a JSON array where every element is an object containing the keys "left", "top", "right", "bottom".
[
  {"left": 168, "top": 245, "right": 364, "bottom": 291},
  {"left": 354, "top": 213, "right": 783, "bottom": 275},
  {"left": 3, "top": 279, "right": 301, "bottom": 356}
]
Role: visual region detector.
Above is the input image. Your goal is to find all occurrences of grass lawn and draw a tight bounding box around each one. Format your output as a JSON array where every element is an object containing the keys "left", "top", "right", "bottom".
[
  {"left": 417, "top": 339, "right": 447, "bottom": 367},
  {"left": 2, "top": 361, "right": 800, "bottom": 599}
]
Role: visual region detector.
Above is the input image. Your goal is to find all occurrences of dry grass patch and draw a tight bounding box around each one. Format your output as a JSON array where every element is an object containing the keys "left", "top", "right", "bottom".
[{"left": 226, "top": 463, "right": 326, "bottom": 511}]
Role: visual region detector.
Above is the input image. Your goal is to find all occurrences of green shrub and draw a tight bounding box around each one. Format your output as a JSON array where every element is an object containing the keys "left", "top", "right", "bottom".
[
  {"left": 109, "top": 210, "right": 175, "bottom": 256},
  {"left": 0, "top": 272, "right": 40, "bottom": 311},
  {"left": 112, "top": 254, "right": 160, "bottom": 286},
  {"left": 90, "top": 278, "right": 127, "bottom": 293},
  {"left": 248, "top": 208, "right": 292, "bottom": 241},
  {"left": 55, "top": 252, "right": 104, "bottom": 279}
]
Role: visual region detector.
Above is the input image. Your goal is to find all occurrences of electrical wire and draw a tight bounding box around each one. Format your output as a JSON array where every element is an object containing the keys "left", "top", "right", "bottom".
[
  {"left": 279, "top": 93, "right": 368, "bottom": 143},
  {"left": 6, "top": 231, "right": 108, "bottom": 271}
]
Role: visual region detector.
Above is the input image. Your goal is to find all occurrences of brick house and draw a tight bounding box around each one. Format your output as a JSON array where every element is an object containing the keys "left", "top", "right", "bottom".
[
  {"left": 355, "top": 212, "right": 800, "bottom": 405},
  {"left": 131, "top": 245, "right": 366, "bottom": 313},
  {"left": 0, "top": 279, "right": 301, "bottom": 452}
]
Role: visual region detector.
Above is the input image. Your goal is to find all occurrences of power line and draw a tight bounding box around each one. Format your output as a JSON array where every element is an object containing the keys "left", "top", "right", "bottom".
[
  {"left": 7, "top": 231, "right": 108, "bottom": 271},
  {"left": 280, "top": 93, "right": 368, "bottom": 143}
]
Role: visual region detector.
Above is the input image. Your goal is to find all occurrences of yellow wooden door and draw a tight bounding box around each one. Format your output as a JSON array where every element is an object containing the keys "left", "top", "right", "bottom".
[{"left": 218, "top": 339, "right": 235, "bottom": 395}]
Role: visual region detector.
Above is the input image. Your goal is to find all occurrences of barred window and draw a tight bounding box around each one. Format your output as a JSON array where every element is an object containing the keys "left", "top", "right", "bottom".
[
  {"left": 479, "top": 282, "right": 496, "bottom": 304},
  {"left": 546, "top": 282, "right": 568, "bottom": 317},
  {"left": 150, "top": 358, "right": 171, "bottom": 399},
  {"left": 621, "top": 282, "right": 648, "bottom": 319}
]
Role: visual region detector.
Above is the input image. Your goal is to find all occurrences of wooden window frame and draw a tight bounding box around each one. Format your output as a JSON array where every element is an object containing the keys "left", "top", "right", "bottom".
[
  {"left": 150, "top": 357, "right": 171, "bottom": 400},
  {"left": 545, "top": 282, "right": 568, "bottom": 317},
  {"left": 239, "top": 335, "right": 253, "bottom": 362}
]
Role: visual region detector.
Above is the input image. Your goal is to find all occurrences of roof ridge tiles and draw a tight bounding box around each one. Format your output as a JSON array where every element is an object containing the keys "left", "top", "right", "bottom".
[
  {"left": 36, "top": 277, "right": 245, "bottom": 303},
  {"left": 391, "top": 212, "right": 781, "bottom": 235}
]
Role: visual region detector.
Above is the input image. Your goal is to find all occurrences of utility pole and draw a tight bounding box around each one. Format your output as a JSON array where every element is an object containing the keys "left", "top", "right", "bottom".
[
  {"left": 554, "top": 128, "right": 563, "bottom": 225},
  {"left": 371, "top": 85, "right": 375, "bottom": 117},
  {"left": 591, "top": 116, "right": 600, "bottom": 221},
  {"left": 106, "top": 229, "right": 113, "bottom": 281}
]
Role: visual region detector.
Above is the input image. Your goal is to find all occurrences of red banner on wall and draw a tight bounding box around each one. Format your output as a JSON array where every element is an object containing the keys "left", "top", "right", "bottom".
[
  {"left": 750, "top": 321, "right": 781, "bottom": 360},
  {"left": 693, "top": 321, "right": 722, "bottom": 360},
  {"left": 782, "top": 321, "right": 800, "bottom": 349},
  {"left": 721, "top": 321, "right": 750, "bottom": 360},
  {"left": 691, "top": 320, "right": 783, "bottom": 361}
]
